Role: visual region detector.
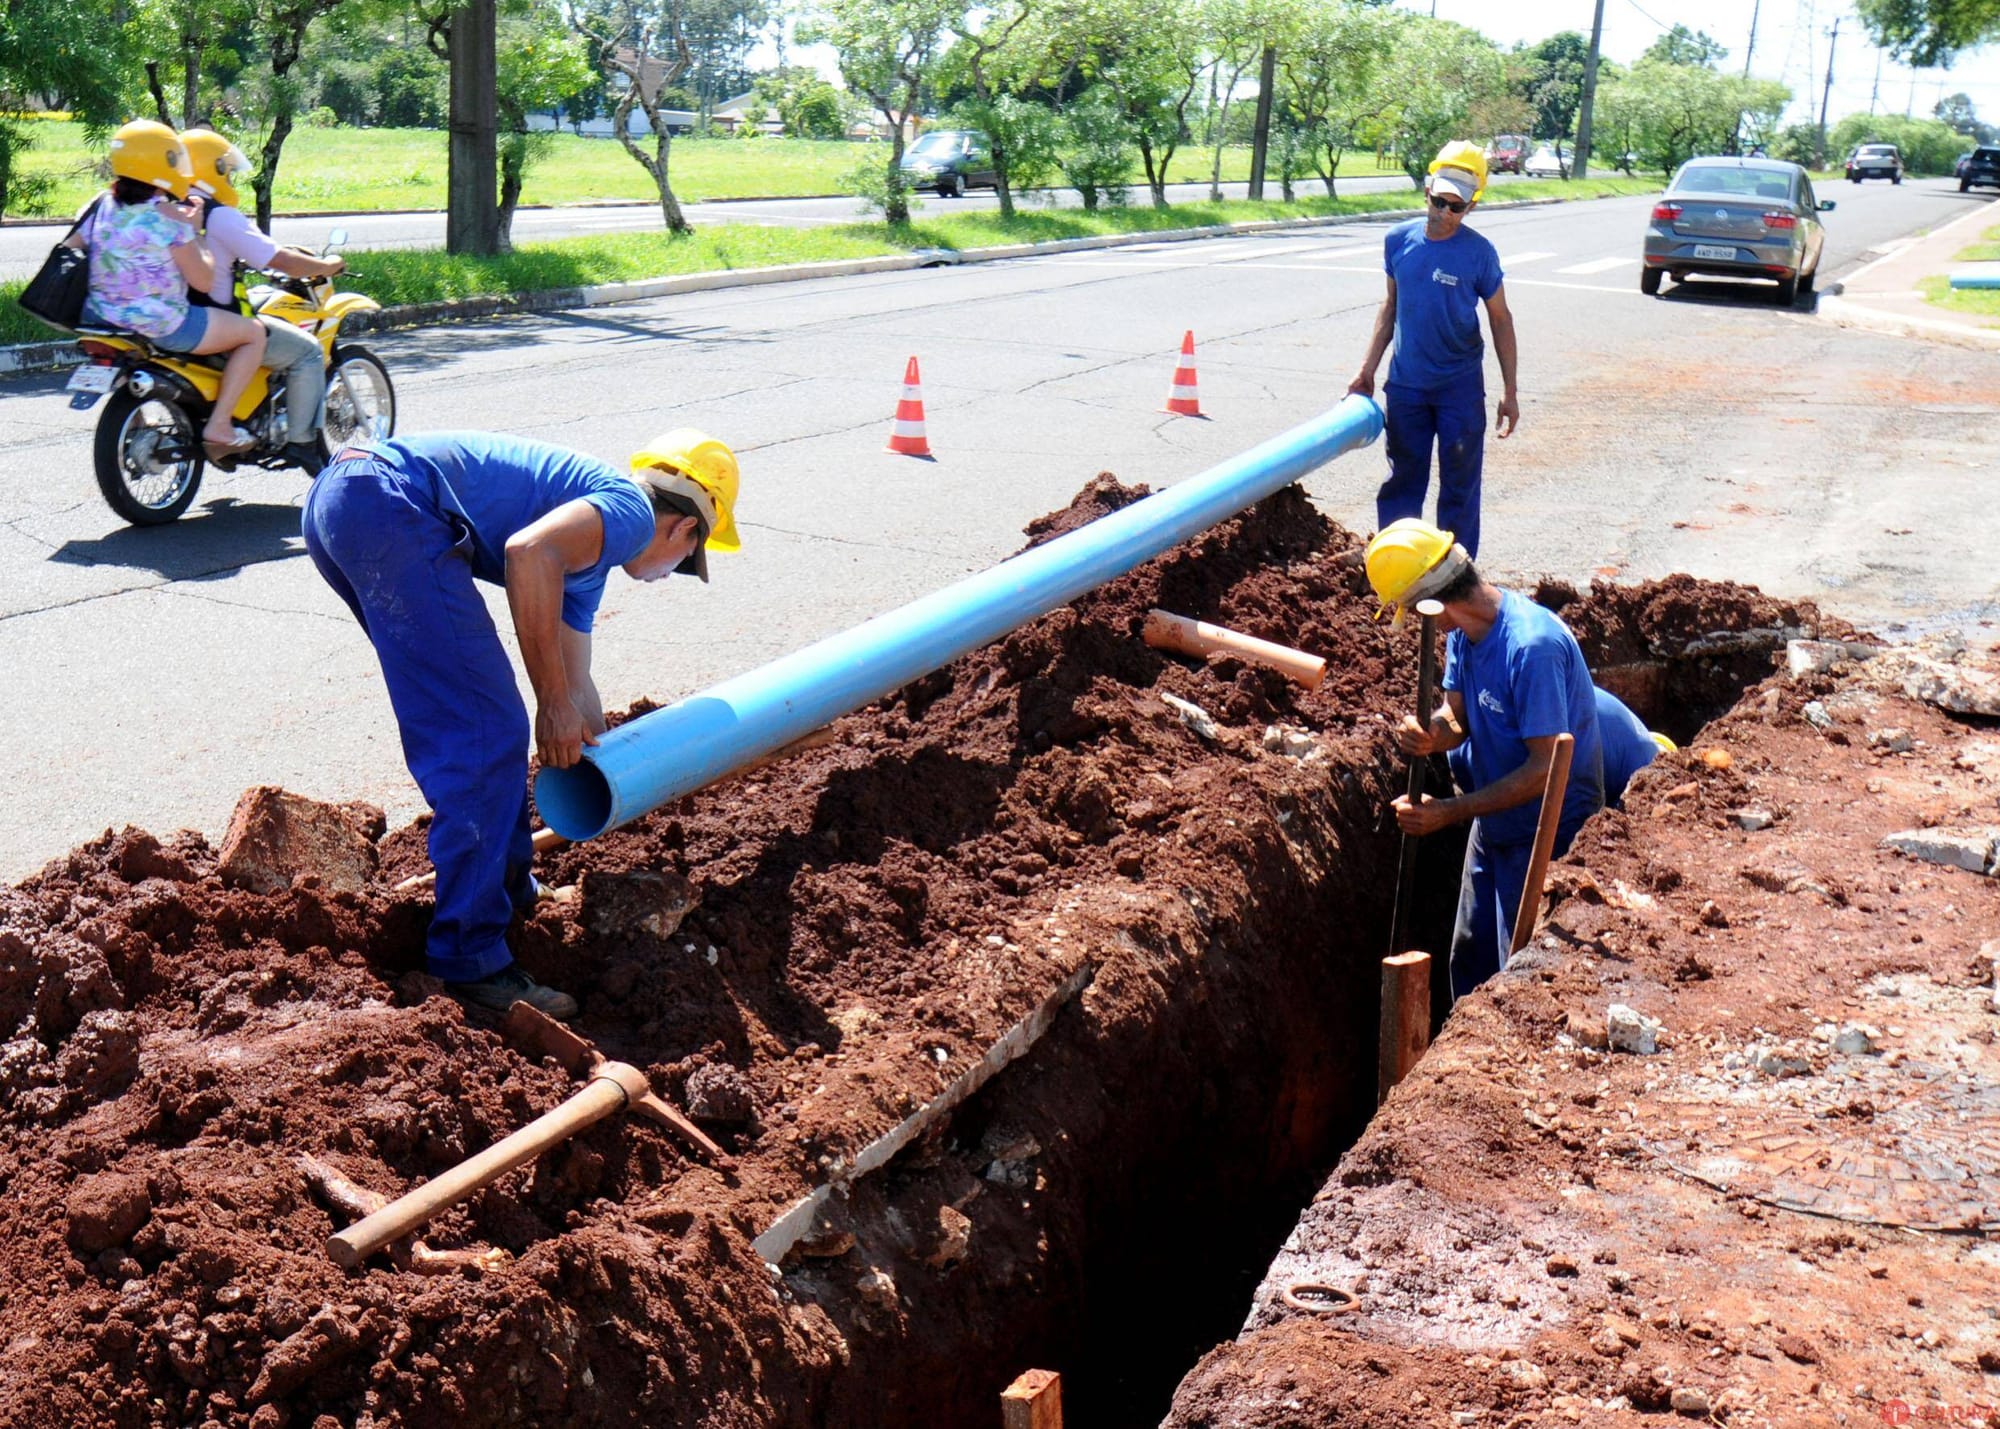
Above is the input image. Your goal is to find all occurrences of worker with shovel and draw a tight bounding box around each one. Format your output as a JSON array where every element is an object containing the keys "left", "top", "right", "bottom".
[
  {"left": 303, "top": 430, "right": 741, "bottom": 1020},
  {"left": 1366, "top": 519, "right": 1603, "bottom": 999}
]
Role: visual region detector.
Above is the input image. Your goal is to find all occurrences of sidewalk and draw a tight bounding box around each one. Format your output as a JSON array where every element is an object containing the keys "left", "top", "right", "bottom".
[{"left": 1819, "top": 194, "right": 2000, "bottom": 348}]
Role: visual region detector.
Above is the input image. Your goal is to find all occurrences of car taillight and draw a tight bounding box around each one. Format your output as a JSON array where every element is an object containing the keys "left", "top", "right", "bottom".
[
  {"left": 1651, "top": 202, "right": 1682, "bottom": 222},
  {"left": 1761, "top": 212, "right": 1797, "bottom": 230}
]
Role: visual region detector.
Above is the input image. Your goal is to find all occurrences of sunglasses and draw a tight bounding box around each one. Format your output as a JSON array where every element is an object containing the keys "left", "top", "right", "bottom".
[{"left": 1429, "top": 193, "right": 1467, "bottom": 213}]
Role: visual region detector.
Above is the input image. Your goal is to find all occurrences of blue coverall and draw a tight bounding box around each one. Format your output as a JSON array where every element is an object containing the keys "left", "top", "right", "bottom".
[
  {"left": 1596, "top": 687, "right": 1660, "bottom": 808},
  {"left": 301, "top": 434, "right": 655, "bottom": 983}
]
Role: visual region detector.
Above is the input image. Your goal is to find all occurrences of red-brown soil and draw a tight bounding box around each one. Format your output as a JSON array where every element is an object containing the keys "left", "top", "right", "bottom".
[
  {"left": 1166, "top": 644, "right": 2000, "bottom": 1428},
  {"left": 0, "top": 474, "right": 1895, "bottom": 1429}
]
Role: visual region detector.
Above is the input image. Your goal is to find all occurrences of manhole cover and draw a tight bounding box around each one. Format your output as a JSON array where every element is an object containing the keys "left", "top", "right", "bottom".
[{"left": 1646, "top": 977, "right": 2000, "bottom": 1232}]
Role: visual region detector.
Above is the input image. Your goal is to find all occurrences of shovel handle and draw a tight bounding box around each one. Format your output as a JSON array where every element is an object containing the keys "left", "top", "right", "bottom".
[
  {"left": 1511, "top": 733, "right": 1575, "bottom": 956},
  {"left": 327, "top": 1062, "right": 650, "bottom": 1269}
]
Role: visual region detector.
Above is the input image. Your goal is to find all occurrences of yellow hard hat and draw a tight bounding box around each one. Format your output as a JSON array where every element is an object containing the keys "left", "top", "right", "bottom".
[
  {"left": 1428, "top": 139, "right": 1489, "bottom": 202},
  {"left": 108, "top": 119, "right": 192, "bottom": 198},
  {"left": 181, "top": 129, "right": 251, "bottom": 208},
  {"left": 631, "top": 429, "right": 740, "bottom": 552},
  {"left": 1364, "top": 517, "right": 1464, "bottom": 620},
  {"left": 1649, "top": 730, "right": 1678, "bottom": 755}
]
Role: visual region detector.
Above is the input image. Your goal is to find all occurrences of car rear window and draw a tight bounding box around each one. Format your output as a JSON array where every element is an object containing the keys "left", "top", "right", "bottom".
[
  {"left": 1672, "top": 165, "right": 1794, "bottom": 198},
  {"left": 1859, "top": 146, "right": 1896, "bottom": 156},
  {"left": 1977, "top": 149, "right": 2000, "bottom": 161}
]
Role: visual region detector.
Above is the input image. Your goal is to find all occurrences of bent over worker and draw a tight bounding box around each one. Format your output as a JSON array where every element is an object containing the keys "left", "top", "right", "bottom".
[
  {"left": 1596, "top": 686, "right": 1673, "bottom": 808},
  {"left": 302, "top": 430, "right": 741, "bottom": 1019},
  {"left": 1368, "top": 519, "right": 1603, "bottom": 1000},
  {"left": 1346, "top": 141, "right": 1519, "bottom": 559}
]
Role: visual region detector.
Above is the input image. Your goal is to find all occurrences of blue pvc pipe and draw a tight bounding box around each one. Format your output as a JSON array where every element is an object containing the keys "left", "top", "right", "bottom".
[
  {"left": 1948, "top": 268, "right": 2000, "bottom": 290},
  {"left": 537, "top": 394, "right": 1385, "bottom": 841}
]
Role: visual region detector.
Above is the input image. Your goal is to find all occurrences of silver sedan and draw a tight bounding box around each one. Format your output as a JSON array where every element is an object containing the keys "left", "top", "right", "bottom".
[{"left": 1641, "top": 158, "right": 1834, "bottom": 305}]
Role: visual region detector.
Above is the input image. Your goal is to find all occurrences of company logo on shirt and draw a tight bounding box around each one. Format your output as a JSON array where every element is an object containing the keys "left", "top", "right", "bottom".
[
  {"left": 1431, "top": 269, "right": 1460, "bottom": 287},
  {"left": 1478, "top": 688, "right": 1507, "bottom": 717}
]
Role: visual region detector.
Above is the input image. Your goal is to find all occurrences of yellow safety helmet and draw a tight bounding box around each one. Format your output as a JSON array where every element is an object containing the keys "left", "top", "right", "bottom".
[
  {"left": 631, "top": 429, "right": 741, "bottom": 553},
  {"left": 1427, "top": 139, "right": 1489, "bottom": 203},
  {"left": 1364, "top": 517, "right": 1467, "bottom": 621},
  {"left": 107, "top": 119, "right": 192, "bottom": 198},
  {"left": 181, "top": 129, "right": 252, "bottom": 208},
  {"left": 1649, "top": 730, "right": 1678, "bottom": 755}
]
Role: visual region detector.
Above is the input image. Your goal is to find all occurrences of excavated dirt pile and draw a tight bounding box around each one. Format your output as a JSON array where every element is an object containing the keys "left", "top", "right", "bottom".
[{"left": 0, "top": 475, "right": 1863, "bottom": 1429}]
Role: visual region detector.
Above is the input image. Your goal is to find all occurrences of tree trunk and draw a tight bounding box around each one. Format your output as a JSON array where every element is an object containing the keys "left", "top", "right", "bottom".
[
  {"left": 994, "top": 145, "right": 1014, "bottom": 219},
  {"left": 181, "top": 26, "right": 202, "bottom": 126},
  {"left": 613, "top": 88, "right": 690, "bottom": 234},
  {"left": 446, "top": 0, "right": 500, "bottom": 256},
  {"left": 883, "top": 107, "right": 910, "bottom": 226},
  {"left": 1139, "top": 140, "right": 1168, "bottom": 207},
  {"left": 144, "top": 63, "right": 172, "bottom": 126},
  {"left": 254, "top": 109, "right": 293, "bottom": 230}
]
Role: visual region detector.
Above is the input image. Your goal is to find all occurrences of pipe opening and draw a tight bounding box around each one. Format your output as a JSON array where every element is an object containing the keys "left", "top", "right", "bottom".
[{"left": 535, "top": 757, "right": 614, "bottom": 841}]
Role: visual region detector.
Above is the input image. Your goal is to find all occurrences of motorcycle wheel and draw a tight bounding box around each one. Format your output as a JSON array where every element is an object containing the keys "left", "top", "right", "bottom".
[
  {"left": 319, "top": 344, "right": 397, "bottom": 456},
  {"left": 94, "top": 389, "right": 205, "bottom": 526}
]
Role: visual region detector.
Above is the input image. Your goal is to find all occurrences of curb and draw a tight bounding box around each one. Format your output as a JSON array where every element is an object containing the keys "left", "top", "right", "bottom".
[
  {"left": 0, "top": 191, "right": 1594, "bottom": 375},
  {"left": 1815, "top": 294, "right": 2000, "bottom": 350}
]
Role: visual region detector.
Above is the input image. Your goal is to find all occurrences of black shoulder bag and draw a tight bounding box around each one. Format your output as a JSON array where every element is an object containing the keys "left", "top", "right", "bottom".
[{"left": 17, "top": 197, "right": 104, "bottom": 333}]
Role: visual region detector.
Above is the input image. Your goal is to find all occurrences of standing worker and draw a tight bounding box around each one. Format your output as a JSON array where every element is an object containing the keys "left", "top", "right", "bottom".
[
  {"left": 179, "top": 127, "right": 347, "bottom": 473},
  {"left": 1346, "top": 141, "right": 1519, "bottom": 558},
  {"left": 1366, "top": 519, "right": 1603, "bottom": 999},
  {"left": 303, "top": 431, "right": 741, "bottom": 1019}
]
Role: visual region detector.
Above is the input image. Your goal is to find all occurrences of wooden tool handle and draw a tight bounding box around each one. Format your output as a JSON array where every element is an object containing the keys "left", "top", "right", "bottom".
[
  {"left": 1143, "top": 609, "right": 1327, "bottom": 690},
  {"left": 326, "top": 1062, "right": 650, "bottom": 1268},
  {"left": 397, "top": 826, "right": 565, "bottom": 893},
  {"left": 1511, "top": 732, "right": 1576, "bottom": 957},
  {"left": 1388, "top": 605, "right": 1440, "bottom": 959}
]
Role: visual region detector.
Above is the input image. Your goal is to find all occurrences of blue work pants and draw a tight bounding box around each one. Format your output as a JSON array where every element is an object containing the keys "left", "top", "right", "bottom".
[
  {"left": 1447, "top": 814, "right": 1586, "bottom": 1001},
  {"left": 1378, "top": 382, "right": 1487, "bottom": 557},
  {"left": 301, "top": 458, "right": 535, "bottom": 982}
]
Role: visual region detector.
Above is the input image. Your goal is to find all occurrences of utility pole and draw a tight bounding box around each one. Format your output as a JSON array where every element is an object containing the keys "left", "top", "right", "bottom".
[
  {"left": 1571, "top": 0, "right": 1606, "bottom": 180},
  {"left": 1869, "top": 49, "right": 1881, "bottom": 113},
  {"left": 1248, "top": 46, "right": 1276, "bottom": 201},
  {"left": 445, "top": 0, "right": 500, "bottom": 256},
  {"left": 1743, "top": 0, "right": 1760, "bottom": 75},
  {"left": 1816, "top": 17, "right": 1839, "bottom": 169}
]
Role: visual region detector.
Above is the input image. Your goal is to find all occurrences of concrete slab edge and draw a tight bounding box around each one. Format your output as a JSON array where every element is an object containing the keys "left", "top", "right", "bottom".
[
  {"left": 1816, "top": 294, "right": 2000, "bottom": 350},
  {"left": 3, "top": 193, "right": 1596, "bottom": 376}
]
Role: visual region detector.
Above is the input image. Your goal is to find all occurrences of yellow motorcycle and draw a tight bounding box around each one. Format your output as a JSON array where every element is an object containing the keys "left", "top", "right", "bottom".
[{"left": 65, "top": 230, "right": 395, "bottom": 525}]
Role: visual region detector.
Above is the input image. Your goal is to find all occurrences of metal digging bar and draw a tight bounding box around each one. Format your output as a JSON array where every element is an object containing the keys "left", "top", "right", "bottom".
[{"left": 537, "top": 395, "right": 1385, "bottom": 842}]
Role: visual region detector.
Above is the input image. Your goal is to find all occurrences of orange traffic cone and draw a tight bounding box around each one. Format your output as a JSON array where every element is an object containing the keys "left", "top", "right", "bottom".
[
  {"left": 886, "top": 356, "right": 933, "bottom": 457},
  {"left": 1163, "top": 330, "right": 1203, "bottom": 417}
]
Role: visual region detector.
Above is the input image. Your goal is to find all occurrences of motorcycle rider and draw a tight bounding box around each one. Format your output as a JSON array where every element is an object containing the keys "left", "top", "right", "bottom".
[{"left": 180, "top": 127, "right": 347, "bottom": 473}]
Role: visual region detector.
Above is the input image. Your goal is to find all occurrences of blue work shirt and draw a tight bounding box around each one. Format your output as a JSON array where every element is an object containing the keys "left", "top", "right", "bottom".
[
  {"left": 1596, "top": 686, "right": 1659, "bottom": 808},
  {"left": 1442, "top": 590, "right": 1605, "bottom": 845},
  {"left": 375, "top": 433, "right": 657, "bottom": 633},
  {"left": 1384, "top": 218, "right": 1503, "bottom": 391}
]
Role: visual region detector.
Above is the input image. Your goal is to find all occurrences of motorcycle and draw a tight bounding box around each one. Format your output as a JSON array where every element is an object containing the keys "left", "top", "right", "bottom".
[{"left": 64, "top": 229, "right": 396, "bottom": 526}]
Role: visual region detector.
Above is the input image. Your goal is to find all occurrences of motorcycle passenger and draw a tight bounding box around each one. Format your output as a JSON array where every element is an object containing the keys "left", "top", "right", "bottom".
[
  {"left": 181, "top": 127, "right": 347, "bottom": 474},
  {"left": 67, "top": 119, "right": 267, "bottom": 462}
]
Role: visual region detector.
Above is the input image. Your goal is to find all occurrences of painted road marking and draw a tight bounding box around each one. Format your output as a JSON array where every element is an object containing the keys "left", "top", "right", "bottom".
[
  {"left": 1502, "top": 251, "right": 1557, "bottom": 265},
  {"left": 1557, "top": 255, "right": 1635, "bottom": 275}
]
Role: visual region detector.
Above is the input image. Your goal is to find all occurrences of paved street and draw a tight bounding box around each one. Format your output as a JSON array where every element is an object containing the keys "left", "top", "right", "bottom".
[{"left": 1, "top": 178, "right": 1994, "bottom": 880}]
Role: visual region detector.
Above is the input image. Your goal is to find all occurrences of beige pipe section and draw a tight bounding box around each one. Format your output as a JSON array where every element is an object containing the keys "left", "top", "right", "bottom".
[{"left": 1141, "top": 609, "right": 1327, "bottom": 689}]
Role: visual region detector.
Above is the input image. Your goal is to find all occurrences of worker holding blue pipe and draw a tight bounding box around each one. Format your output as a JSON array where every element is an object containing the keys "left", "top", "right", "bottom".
[
  {"left": 1365, "top": 518, "right": 1603, "bottom": 1000},
  {"left": 303, "top": 430, "right": 741, "bottom": 1020}
]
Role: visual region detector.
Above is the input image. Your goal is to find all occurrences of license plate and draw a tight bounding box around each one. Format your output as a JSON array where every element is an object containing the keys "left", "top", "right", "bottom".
[
  {"left": 1693, "top": 244, "right": 1738, "bottom": 261},
  {"left": 65, "top": 365, "right": 115, "bottom": 394}
]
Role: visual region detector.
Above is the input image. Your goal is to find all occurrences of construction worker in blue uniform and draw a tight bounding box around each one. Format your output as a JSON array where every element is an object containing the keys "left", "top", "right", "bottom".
[
  {"left": 302, "top": 429, "right": 741, "bottom": 1019},
  {"left": 1346, "top": 141, "right": 1519, "bottom": 559},
  {"left": 1596, "top": 687, "right": 1674, "bottom": 808},
  {"left": 1368, "top": 519, "right": 1604, "bottom": 1000}
]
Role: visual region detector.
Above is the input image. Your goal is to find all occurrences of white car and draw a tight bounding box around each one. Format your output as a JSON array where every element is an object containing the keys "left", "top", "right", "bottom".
[{"left": 1525, "top": 144, "right": 1568, "bottom": 178}]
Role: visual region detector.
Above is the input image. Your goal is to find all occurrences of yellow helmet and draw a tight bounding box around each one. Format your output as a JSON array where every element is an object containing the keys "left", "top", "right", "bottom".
[
  {"left": 107, "top": 119, "right": 192, "bottom": 198},
  {"left": 1649, "top": 730, "right": 1678, "bottom": 755},
  {"left": 631, "top": 429, "right": 741, "bottom": 553},
  {"left": 1364, "top": 517, "right": 1466, "bottom": 621},
  {"left": 181, "top": 129, "right": 251, "bottom": 208},
  {"left": 1428, "top": 139, "right": 1489, "bottom": 203}
]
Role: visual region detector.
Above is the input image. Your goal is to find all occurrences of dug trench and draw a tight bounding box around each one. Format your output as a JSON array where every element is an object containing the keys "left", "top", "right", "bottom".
[{"left": 0, "top": 477, "right": 1827, "bottom": 1429}]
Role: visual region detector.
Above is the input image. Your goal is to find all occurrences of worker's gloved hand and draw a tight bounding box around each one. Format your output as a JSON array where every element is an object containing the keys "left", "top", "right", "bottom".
[
  {"left": 1393, "top": 714, "right": 1443, "bottom": 758},
  {"left": 1392, "top": 791, "right": 1455, "bottom": 836},
  {"left": 535, "top": 696, "right": 599, "bottom": 770}
]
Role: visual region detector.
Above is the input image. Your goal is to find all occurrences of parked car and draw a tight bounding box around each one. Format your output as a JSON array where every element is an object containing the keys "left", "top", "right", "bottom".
[
  {"left": 1641, "top": 157, "right": 1833, "bottom": 305},
  {"left": 1485, "top": 134, "right": 1530, "bottom": 175},
  {"left": 1844, "top": 143, "right": 1903, "bottom": 183},
  {"left": 897, "top": 130, "right": 997, "bottom": 198},
  {"left": 1962, "top": 146, "right": 2000, "bottom": 192},
  {"left": 1524, "top": 144, "right": 1567, "bottom": 178}
]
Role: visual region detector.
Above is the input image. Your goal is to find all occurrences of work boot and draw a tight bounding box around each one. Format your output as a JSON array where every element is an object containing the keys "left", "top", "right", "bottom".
[
  {"left": 284, "top": 441, "right": 326, "bottom": 476},
  {"left": 445, "top": 962, "right": 578, "bottom": 1021}
]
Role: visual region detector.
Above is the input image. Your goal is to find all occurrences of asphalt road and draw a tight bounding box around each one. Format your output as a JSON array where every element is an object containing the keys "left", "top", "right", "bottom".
[{"left": 1, "top": 178, "right": 1993, "bottom": 880}]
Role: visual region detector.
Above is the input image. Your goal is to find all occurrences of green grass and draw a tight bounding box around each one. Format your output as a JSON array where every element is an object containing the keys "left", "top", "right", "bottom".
[
  {"left": 0, "top": 174, "right": 1659, "bottom": 346},
  {"left": 1919, "top": 274, "right": 2000, "bottom": 322},
  {"left": 1949, "top": 223, "right": 2000, "bottom": 262}
]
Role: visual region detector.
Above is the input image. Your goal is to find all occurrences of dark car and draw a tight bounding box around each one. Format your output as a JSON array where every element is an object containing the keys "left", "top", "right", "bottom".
[
  {"left": 1963, "top": 146, "right": 2000, "bottom": 192},
  {"left": 1641, "top": 157, "right": 1833, "bottom": 305},
  {"left": 1845, "top": 143, "right": 1903, "bottom": 183},
  {"left": 1485, "top": 134, "right": 1529, "bottom": 175},
  {"left": 897, "top": 129, "right": 996, "bottom": 198}
]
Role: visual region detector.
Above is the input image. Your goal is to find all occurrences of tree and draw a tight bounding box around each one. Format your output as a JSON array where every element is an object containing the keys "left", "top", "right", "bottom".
[
  {"left": 1200, "top": 0, "right": 1299, "bottom": 202},
  {"left": 940, "top": 0, "right": 1044, "bottom": 218},
  {"left": 1642, "top": 24, "right": 1727, "bottom": 70},
  {"left": 1524, "top": 31, "right": 1586, "bottom": 142},
  {"left": 1373, "top": 15, "right": 1507, "bottom": 188},
  {"left": 680, "top": 0, "right": 769, "bottom": 119},
  {"left": 565, "top": 0, "right": 699, "bottom": 232},
  {"left": 1060, "top": 0, "right": 1211, "bottom": 207},
  {"left": 1934, "top": 92, "right": 1980, "bottom": 137},
  {"left": 1858, "top": 0, "right": 2000, "bottom": 66},
  {"left": 801, "top": 0, "right": 962, "bottom": 226},
  {"left": 1277, "top": 0, "right": 1394, "bottom": 198},
  {"left": 492, "top": 0, "right": 592, "bottom": 244},
  {"left": 1830, "top": 111, "right": 1970, "bottom": 174},
  {"left": 242, "top": 0, "right": 353, "bottom": 228},
  {"left": 1593, "top": 59, "right": 1787, "bottom": 175},
  {"left": 0, "top": 0, "right": 130, "bottom": 217},
  {"left": 1056, "top": 84, "right": 1132, "bottom": 209}
]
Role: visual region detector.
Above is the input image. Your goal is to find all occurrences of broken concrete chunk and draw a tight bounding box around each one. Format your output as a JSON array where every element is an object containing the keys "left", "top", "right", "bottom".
[
  {"left": 217, "top": 786, "right": 379, "bottom": 896},
  {"left": 1753, "top": 1044, "right": 1813, "bottom": 1078},
  {"left": 1866, "top": 727, "right": 1914, "bottom": 753},
  {"left": 1881, "top": 827, "right": 2000, "bottom": 878},
  {"left": 1261, "top": 724, "right": 1321, "bottom": 761},
  {"left": 580, "top": 869, "right": 701, "bottom": 939},
  {"left": 1731, "top": 808, "right": 1775, "bottom": 832},
  {"left": 1867, "top": 646, "right": 2000, "bottom": 717},
  {"left": 1161, "top": 692, "right": 1219, "bottom": 741},
  {"left": 1670, "top": 1386, "right": 1712, "bottom": 1417},
  {"left": 1801, "top": 701, "right": 1834, "bottom": 731},
  {"left": 1833, "top": 1024, "right": 1881, "bottom": 1056},
  {"left": 1606, "top": 1005, "right": 1661, "bottom": 1055},
  {"left": 1786, "top": 639, "right": 1873, "bottom": 678}
]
